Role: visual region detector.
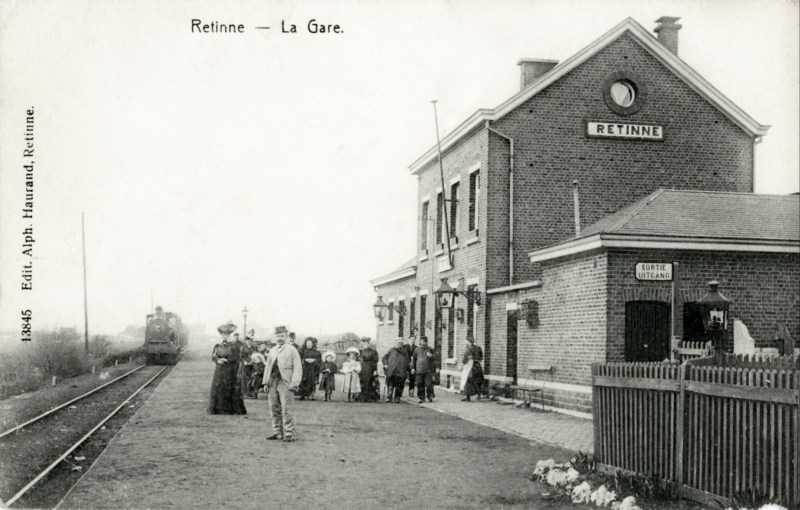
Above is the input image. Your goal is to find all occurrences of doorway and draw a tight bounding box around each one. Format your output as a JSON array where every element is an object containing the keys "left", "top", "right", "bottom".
[
  {"left": 624, "top": 301, "right": 670, "bottom": 362},
  {"left": 506, "top": 309, "right": 518, "bottom": 384}
]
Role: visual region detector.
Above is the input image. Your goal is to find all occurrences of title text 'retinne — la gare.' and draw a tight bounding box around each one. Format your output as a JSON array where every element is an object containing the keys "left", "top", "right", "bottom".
[{"left": 191, "top": 19, "right": 343, "bottom": 34}]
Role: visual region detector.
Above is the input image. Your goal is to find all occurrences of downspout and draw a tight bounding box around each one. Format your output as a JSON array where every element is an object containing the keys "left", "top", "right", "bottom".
[{"left": 486, "top": 122, "right": 515, "bottom": 286}]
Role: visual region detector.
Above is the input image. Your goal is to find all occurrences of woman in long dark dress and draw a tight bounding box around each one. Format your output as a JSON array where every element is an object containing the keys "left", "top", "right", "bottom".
[
  {"left": 358, "top": 337, "right": 380, "bottom": 402},
  {"left": 208, "top": 323, "right": 247, "bottom": 415},
  {"left": 297, "top": 338, "right": 321, "bottom": 400},
  {"left": 460, "top": 334, "right": 485, "bottom": 402}
]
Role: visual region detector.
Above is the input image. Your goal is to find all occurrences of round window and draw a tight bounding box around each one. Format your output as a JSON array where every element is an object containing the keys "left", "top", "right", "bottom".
[{"left": 610, "top": 80, "right": 636, "bottom": 107}]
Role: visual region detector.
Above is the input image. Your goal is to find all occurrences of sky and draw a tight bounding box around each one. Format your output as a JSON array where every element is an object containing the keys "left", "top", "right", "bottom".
[{"left": 1, "top": 0, "right": 798, "bottom": 343}]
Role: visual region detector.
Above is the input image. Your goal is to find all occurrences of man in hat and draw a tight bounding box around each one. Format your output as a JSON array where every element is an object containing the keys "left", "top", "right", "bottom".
[
  {"left": 382, "top": 338, "right": 410, "bottom": 403},
  {"left": 411, "top": 336, "right": 436, "bottom": 403},
  {"left": 262, "top": 325, "right": 303, "bottom": 442},
  {"left": 405, "top": 336, "right": 417, "bottom": 397}
]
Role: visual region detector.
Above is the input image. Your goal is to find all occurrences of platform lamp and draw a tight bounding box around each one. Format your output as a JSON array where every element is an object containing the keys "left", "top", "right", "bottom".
[
  {"left": 372, "top": 296, "right": 407, "bottom": 322},
  {"left": 696, "top": 280, "right": 731, "bottom": 350},
  {"left": 242, "top": 306, "right": 248, "bottom": 339},
  {"left": 435, "top": 278, "right": 457, "bottom": 310}
]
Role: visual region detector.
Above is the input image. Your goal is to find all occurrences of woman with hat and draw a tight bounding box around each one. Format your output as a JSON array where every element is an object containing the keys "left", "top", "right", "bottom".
[
  {"left": 297, "top": 337, "right": 322, "bottom": 400},
  {"left": 208, "top": 321, "right": 247, "bottom": 414},
  {"left": 341, "top": 347, "right": 362, "bottom": 402},
  {"left": 358, "top": 337, "right": 380, "bottom": 402}
]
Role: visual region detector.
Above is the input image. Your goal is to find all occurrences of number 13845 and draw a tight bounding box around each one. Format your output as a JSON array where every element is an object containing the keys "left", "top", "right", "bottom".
[{"left": 21, "top": 310, "right": 32, "bottom": 341}]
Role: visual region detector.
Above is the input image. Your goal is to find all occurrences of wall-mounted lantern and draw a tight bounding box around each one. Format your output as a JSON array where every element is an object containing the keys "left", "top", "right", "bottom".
[
  {"left": 435, "top": 278, "right": 457, "bottom": 310},
  {"left": 435, "top": 278, "right": 483, "bottom": 310},
  {"left": 373, "top": 296, "right": 407, "bottom": 322}
]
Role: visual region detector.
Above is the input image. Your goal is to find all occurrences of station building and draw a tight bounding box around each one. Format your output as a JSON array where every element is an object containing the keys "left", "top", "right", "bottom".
[{"left": 370, "top": 17, "right": 799, "bottom": 415}]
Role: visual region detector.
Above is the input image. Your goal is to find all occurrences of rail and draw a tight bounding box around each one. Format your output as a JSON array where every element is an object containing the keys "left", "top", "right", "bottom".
[
  {"left": 0, "top": 365, "right": 146, "bottom": 439},
  {"left": 4, "top": 367, "right": 167, "bottom": 507}
]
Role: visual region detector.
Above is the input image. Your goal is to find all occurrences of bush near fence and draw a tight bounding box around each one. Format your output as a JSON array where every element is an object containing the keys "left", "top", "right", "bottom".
[{"left": 592, "top": 354, "right": 799, "bottom": 507}]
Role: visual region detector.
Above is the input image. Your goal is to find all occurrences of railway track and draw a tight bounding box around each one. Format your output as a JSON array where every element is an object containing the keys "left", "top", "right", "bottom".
[{"left": 0, "top": 365, "right": 169, "bottom": 508}]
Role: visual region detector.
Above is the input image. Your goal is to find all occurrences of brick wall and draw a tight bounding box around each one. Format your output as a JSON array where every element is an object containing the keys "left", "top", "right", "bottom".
[
  {"left": 488, "top": 252, "right": 608, "bottom": 387},
  {"left": 491, "top": 33, "right": 755, "bottom": 284},
  {"left": 607, "top": 249, "right": 800, "bottom": 358}
]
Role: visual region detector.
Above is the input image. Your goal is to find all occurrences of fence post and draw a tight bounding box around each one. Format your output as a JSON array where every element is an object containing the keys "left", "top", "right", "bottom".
[
  {"left": 591, "top": 364, "right": 601, "bottom": 460},
  {"left": 115, "top": 359, "right": 118, "bottom": 366},
  {"left": 794, "top": 370, "right": 800, "bottom": 505},
  {"left": 675, "top": 363, "right": 686, "bottom": 488},
  {"left": 52, "top": 375, "right": 56, "bottom": 387}
]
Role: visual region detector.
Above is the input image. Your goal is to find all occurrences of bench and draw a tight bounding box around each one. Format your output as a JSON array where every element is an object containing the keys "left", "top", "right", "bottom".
[{"left": 510, "top": 364, "right": 553, "bottom": 410}]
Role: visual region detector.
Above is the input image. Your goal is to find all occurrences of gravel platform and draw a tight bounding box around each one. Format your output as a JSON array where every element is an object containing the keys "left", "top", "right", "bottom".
[{"left": 59, "top": 355, "right": 578, "bottom": 510}]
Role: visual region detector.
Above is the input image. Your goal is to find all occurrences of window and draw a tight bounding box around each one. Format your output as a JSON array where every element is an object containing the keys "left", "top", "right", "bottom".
[
  {"left": 421, "top": 201, "right": 429, "bottom": 251},
  {"left": 420, "top": 295, "right": 427, "bottom": 336},
  {"left": 449, "top": 181, "right": 459, "bottom": 238},
  {"left": 388, "top": 300, "right": 394, "bottom": 323},
  {"left": 469, "top": 171, "right": 480, "bottom": 231},
  {"left": 410, "top": 297, "right": 416, "bottom": 335},
  {"left": 398, "top": 299, "right": 405, "bottom": 337},
  {"left": 435, "top": 192, "right": 443, "bottom": 244},
  {"left": 610, "top": 80, "right": 636, "bottom": 107}
]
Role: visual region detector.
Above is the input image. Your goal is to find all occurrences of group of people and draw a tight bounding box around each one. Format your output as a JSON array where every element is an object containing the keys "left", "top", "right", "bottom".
[{"left": 208, "top": 322, "right": 486, "bottom": 443}]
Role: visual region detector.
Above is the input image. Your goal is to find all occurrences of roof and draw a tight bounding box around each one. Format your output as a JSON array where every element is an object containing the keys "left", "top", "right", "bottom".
[
  {"left": 370, "top": 256, "right": 417, "bottom": 287},
  {"left": 410, "top": 17, "right": 769, "bottom": 175},
  {"left": 529, "top": 190, "right": 799, "bottom": 262}
]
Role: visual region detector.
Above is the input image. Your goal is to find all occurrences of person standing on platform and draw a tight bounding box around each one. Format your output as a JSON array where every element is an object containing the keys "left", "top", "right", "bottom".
[
  {"left": 262, "top": 325, "right": 302, "bottom": 442},
  {"left": 208, "top": 322, "right": 247, "bottom": 415},
  {"left": 341, "top": 348, "right": 362, "bottom": 402},
  {"left": 239, "top": 331, "right": 257, "bottom": 398},
  {"left": 297, "top": 337, "right": 321, "bottom": 400},
  {"left": 318, "top": 351, "right": 338, "bottom": 402},
  {"left": 383, "top": 338, "right": 410, "bottom": 403},
  {"left": 405, "top": 336, "right": 417, "bottom": 398},
  {"left": 287, "top": 332, "right": 299, "bottom": 350},
  {"left": 358, "top": 337, "right": 380, "bottom": 402},
  {"left": 460, "top": 333, "right": 485, "bottom": 402},
  {"left": 411, "top": 336, "right": 436, "bottom": 403}
]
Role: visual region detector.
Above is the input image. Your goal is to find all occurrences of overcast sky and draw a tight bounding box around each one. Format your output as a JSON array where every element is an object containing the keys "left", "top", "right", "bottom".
[{"left": 1, "top": 0, "right": 797, "bottom": 343}]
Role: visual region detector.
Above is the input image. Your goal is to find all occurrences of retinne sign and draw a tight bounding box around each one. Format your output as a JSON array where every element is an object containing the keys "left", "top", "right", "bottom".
[
  {"left": 635, "top": 262, "right": 673, "bottom": 281},
  {"left": 587, "top": 122, "right": 664, "bottom": 140}
]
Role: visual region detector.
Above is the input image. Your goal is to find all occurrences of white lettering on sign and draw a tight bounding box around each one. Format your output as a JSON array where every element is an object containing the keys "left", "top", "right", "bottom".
[
  {"left": 587, "top": 122, "right": 664, "bottom": 140},
  {"left": 635, "top": 262, "right": 673, "bottom": 281}
]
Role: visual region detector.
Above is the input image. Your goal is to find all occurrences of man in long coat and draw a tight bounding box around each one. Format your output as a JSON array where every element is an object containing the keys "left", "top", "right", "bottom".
[
  {"left": 382, "top": 338, "right": 410, "bottom": 403},
  {"left": 262, "top": 326, "right": 302, "bottom": 442}
]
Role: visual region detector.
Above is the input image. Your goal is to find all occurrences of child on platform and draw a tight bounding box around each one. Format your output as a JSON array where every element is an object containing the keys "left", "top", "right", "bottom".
[
  {"left": 319, "top": 351, "right": 338, "bottom": 402},
  {"left": 341, "top": 350, "right": 361, "bottom": 402}
]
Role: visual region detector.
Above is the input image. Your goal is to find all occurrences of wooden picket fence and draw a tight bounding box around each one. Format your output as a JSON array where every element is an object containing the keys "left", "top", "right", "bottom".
[
  {"left": 675, "top": 340, "right": 713, "bottom": 363},
  {"left": 592, "top": 354, "right": 800, "bottom": 507}
]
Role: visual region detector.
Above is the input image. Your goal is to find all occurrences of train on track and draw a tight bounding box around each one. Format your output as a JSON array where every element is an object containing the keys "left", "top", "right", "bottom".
[{"left": 143, "top": 307, "right": 189, "bottom": 365}]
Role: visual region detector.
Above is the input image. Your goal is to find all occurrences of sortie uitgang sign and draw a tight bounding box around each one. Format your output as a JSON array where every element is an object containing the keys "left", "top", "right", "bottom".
[{"left": 635, "top": 262, "right": 673, "bottom": 281}]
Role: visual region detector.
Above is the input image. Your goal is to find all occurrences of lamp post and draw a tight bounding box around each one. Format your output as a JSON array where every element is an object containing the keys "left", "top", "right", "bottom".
[
  {"left": 697, "top": 281, "right": 730, "bottom": 351},
  {"left": 242, "top": 306, "right": 248, "bottom": 339}
]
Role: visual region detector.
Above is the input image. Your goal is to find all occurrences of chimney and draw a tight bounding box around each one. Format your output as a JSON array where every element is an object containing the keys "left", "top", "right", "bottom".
[
  {"left": 571, "top": 180, "right": 581, "bottom": 236},
  {"left": 517, "top": 58, "right": 559, "bottom": 90},
  {"left": 654, "top": 16, "right": 682, "bottom": 55}
]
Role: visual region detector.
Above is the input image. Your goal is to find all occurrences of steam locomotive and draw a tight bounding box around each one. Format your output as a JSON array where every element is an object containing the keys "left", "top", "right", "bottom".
[{"left": 143, "top": 307, "right": 189, "bottom": 365}]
